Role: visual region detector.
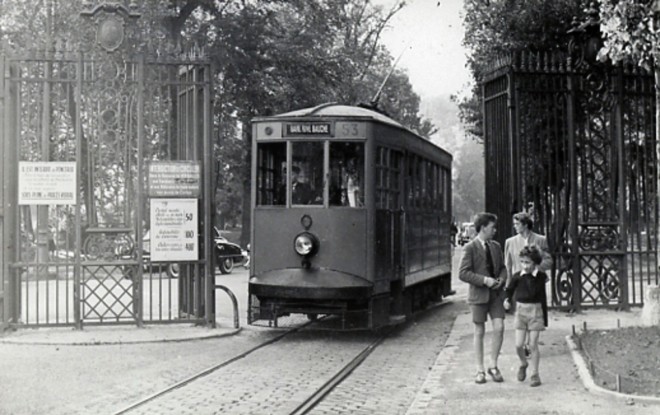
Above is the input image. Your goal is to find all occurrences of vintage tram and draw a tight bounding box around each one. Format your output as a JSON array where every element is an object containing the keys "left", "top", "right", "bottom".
[{"left": 248, "top": 103, "right": 453, "bottom": 329}]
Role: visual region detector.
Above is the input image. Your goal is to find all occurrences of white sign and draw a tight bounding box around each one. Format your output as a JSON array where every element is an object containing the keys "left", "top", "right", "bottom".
[
  {"left": 150, "top": 198, "right": 198, "bottom": 262},
  {"left": 18, "top": 161, "right": 77, "bottom": 205}
]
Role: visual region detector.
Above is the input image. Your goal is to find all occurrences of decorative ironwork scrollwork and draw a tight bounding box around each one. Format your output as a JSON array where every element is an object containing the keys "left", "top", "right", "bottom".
[{"left": 578, "top": 225, "right": 620, "bottom": 251}]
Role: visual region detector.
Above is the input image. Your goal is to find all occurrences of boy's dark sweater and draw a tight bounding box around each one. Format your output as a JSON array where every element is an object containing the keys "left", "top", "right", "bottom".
[{"left": 505, "top": 270, "right": 549, "bottom": 326}]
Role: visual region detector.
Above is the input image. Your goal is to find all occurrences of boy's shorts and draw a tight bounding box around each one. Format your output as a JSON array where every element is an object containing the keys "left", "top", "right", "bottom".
[
  {"left": 514, "top": 302, "right": 545, "bottom": 331},
  {"left": 470, "top": 292, "right": 506, "bottom": 323}
]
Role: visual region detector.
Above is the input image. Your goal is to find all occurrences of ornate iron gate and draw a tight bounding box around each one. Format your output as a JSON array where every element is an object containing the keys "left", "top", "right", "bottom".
[
  {"left": 482, "top": 49, "right": 659, "bottom": 311},
  {"left": 1, "top": 5, "right": 214, "bottom": 327}
]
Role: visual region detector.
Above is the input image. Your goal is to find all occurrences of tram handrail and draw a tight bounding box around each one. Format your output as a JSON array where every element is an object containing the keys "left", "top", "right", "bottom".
[{"left": 215, "top": 284, "right": 240, "bottom": 329}]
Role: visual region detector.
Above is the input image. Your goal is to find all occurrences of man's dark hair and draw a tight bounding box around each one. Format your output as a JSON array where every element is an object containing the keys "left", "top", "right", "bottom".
[
  {"left": 473, "top": 212, "right": 497, "bottom": 232},
  {"left": 513, "top": 212, "right": 534, "bottom": 229},
  {"left": 519, "top": 244, "right": 543, "bottom": 265}
]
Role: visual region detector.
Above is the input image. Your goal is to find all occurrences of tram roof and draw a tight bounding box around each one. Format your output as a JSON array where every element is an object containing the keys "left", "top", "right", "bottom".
[
  {"left": 253, "top": 103, "right": 452, "bottom": 161},
  {"left": 260, "top": 103, "right": 404, "bottom": 129}
]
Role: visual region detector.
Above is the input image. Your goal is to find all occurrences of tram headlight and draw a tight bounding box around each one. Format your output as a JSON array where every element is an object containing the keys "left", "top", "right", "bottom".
[{"left": 293, "top": 232, "right": 319, "bottom": 257}]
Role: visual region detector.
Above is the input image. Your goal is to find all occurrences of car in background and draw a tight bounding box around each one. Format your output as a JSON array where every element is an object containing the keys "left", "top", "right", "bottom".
[
  {"left": 214, "top": 227, "right": 248, "bottom": 274},
  {"left": 121, "top": 228, "right": 247, "bottom": 278},
  {"left": 458, "top": 222, "right": 476, "bottom": 246}
]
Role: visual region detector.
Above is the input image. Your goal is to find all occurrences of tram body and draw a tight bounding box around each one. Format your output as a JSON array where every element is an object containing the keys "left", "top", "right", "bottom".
[{"left": 248, "top": 103, "right": 453, "bottom": 329}]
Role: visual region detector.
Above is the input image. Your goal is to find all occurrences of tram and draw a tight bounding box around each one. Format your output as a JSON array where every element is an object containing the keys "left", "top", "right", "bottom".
[{"left": 248, "top": 103, "right": 453, "bottom": 329}]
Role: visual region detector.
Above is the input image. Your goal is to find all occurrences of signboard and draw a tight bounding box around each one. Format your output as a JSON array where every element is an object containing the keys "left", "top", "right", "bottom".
[
  {"left": 18, "top": 161, "right": 77, "bottom": 205},
  {"left": 150, "top": 198, "right": 198, "bottom": 262},
  {"left": 284, "top": 122, "right": 332, "bottom": 136},
  {"left": 148, "top": 161, "right": 201, "bottom": 198}
]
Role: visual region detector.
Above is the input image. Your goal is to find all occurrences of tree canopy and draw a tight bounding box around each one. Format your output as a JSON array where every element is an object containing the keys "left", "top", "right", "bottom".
[{"left": 1, "top": 0, "right": 435, "bottom": 241}]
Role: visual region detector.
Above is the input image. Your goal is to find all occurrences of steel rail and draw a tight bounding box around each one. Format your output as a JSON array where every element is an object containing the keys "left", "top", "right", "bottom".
[
  {"left": 289, "top": 332, "right": 389, "bottom": 415},
  {"left": 110, "top": 319, "right": 319, "bottom": 415}
]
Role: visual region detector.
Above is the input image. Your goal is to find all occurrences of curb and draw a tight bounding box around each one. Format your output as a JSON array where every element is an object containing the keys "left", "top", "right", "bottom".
[
  {"left": 565, "top": 335, "right": 660, "bottom": 405},
  {"left": 0, "top": 327, "right": 242, "bottom": 346}
]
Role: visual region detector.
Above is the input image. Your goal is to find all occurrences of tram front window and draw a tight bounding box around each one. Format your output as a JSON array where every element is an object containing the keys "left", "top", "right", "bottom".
[
  {"left": 291, "top": 142, "right": 323, "bottom": 205},
  {"left": 330, "top": 142, "right": 364, "bottom": 207},
  {"left": 256, "top": 142, "right": 286, "bottom": 206}
]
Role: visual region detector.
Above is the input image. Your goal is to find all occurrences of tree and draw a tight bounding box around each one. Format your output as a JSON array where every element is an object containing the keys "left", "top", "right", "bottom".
[
  {"left": 460, "top": 0, "right": 581, "bottom": 142},
  {"left": 595, "top": 0, "right": 660, "bottom": 263}
]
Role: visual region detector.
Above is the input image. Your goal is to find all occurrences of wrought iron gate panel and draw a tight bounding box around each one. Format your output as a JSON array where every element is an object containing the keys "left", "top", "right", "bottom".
[
  {"left": 482, "top": 50, "right": 659, "bottom": 310},
  {"left": 620, "top": 69, "right": 658, "bottom": 306},
  {"left": 1, "top": 47, "right": 213, "bottom": 327}
]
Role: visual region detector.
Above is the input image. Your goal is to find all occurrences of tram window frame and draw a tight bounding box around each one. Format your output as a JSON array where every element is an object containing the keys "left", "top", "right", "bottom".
[
  {"left": 329, "top": 142, "right": 365, "bottom": 208},
  {"left": 256, "top": 142, "right": 286, "bottom": 206},
  {"left": 376, "top": 146, "right": 402, "bottom": 210},
  {"left": 291, "top": 141, "right": 324, "bottom": 206}
]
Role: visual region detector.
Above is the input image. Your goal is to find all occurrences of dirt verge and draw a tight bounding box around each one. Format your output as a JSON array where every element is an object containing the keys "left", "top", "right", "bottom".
[{"left": 579, "top": 326, "right": 660, "bottom": 397}]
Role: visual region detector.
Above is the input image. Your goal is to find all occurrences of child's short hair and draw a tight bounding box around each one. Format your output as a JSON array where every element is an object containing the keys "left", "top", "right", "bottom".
[{"left": 519, "top": 244, "right": 543, "bottom": 265}]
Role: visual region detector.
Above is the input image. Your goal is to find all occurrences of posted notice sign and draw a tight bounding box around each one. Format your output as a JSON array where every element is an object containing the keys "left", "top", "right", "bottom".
[
  {"left": 150, "top": 198, "right": 198, "bottom": 262},
  {"left": 148, "top": 161, "right": 201, "bottom": 198},
  {"left": 18, "top": 161, "right": 77, "bottom": 205}
]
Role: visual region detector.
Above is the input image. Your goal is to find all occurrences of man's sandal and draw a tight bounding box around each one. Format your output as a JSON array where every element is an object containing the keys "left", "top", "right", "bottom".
[
  {"left": 475, "top": 371, "right": 487, "bottom": 384},
  {"left": 517, "top": 363, "right": 528, "bottom": 382},
  {"left": 530, "top": 373, "right": 542, "bottom": 387},
  {"left": 487, "top": 367, "right": 504, "bottom": 382}
]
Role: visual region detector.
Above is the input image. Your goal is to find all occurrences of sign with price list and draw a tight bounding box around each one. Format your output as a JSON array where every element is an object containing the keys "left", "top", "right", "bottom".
[{"left": 150, "top": 198, "right": 198, "bottom": 261}]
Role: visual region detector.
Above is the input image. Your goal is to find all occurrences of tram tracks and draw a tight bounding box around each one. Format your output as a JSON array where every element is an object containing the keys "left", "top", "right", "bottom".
[{"left": 111, "top": 317, "right": 389, "bottom": 415}]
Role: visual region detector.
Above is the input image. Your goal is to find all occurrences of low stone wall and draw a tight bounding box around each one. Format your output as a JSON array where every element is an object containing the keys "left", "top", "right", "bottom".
[{"left": 641, "top": 284, "right": 660, "bottom": 326}]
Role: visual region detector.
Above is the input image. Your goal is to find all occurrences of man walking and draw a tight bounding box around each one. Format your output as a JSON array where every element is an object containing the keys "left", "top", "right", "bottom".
[
  {"left": 504, "top": 211, "right": 552, "bottom": 284},
  {"left": 459, "top": 212, "right": 507, "bottom": 384}
]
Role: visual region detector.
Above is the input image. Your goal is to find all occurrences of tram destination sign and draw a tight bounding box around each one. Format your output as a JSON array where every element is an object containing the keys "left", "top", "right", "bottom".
[
  {"left": 18, "top": 161, "right": 77, "bottom": 205},
  {"left": 148, "top": 161, "right": 201, "bottom": 198},
  {"left": 284, "top": 122, "right": 332, "bottom": 136}
]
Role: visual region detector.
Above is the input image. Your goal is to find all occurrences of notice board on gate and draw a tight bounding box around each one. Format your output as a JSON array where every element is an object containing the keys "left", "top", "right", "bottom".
[
  {"left": 150, "top": 198, "right": 199, "bottom": 262},
  {"left": 147, "top": 161, "right": 201, "bottom": 198}
]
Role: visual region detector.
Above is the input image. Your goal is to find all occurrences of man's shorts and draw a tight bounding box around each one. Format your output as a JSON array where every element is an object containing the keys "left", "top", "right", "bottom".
[
  {"left": 514, "top": 302, "right": 545, "bottom": 331},
  {"left": 470, "top": 292, "right": 506, "bottom": 323}
]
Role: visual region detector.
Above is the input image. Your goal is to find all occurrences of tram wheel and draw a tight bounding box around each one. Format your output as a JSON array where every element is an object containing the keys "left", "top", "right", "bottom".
[{"left": 306, "top": 313, "right": 318, "bottom": 321}]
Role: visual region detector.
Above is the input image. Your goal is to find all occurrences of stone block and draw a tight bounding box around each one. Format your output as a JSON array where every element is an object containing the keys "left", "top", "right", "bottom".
[{"left": 641, "top": 284, "right": 660, "bottom": 326}]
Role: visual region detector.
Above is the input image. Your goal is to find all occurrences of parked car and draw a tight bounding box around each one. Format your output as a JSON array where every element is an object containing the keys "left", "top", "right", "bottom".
[
  {"left": 120, "top": 230, "right": 179, "bottom": 279},
  {"left": 214, "top": 227, "right": 248, "bottom": 274},
  {"left": 121, "top": 228, "right": 247, "bottom": 278},
  {"left": 458, "top": 222, "right": 476, "bottom": 246}
]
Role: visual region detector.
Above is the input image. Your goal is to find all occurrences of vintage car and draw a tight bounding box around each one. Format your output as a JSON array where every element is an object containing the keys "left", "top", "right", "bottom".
[{"left": 121, "top": 228, "right": 247, "bottom": 278}]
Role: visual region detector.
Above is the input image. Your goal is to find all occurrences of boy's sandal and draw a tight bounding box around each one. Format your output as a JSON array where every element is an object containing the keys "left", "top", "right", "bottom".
[
  {"left": 517, "top": 363, "right": 528, "bottom": 382},
  {"left": 475, "top": 371, "right": 487, "bottom": 384},
  {"left": 530, "top": 374, "right": 542, "bottom": 387},
  {"left": 487, "top": 367, "right": 504, "bottom": 382}
]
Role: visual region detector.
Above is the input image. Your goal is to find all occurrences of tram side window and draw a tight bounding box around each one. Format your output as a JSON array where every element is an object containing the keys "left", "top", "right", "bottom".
[
  {"left": 376, "top": 147, "right": 401, "bottom": 210},
  {"left": 291, "top": 142, "right": 323, "bottom": 205},
  {"left": 257, "top": 142, "right": 286, "bottom": 206},
  {"left": 330, "top": 142, "right": 365, "bottom": 207}
]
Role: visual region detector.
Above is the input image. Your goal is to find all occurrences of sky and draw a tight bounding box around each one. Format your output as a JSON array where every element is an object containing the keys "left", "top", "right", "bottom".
[{"left": 373, "top": 0, "right": 472, "bottom": 101}]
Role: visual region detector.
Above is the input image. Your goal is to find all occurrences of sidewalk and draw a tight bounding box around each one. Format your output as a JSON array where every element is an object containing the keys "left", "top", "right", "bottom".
[
  {"left": 406, "top": 306, "right": 660, "bottom": 415},
  {"left": 0, "top": 320, "right": 241, "bottom": 345}
]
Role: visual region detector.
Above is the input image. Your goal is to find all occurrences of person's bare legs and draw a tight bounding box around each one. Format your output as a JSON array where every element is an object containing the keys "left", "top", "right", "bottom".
[
  {"left": 514, "top": 329, "right": 528, "bottom": 365},
  {"left": 489, "top": 317, "right": 504, "bottom": 369},
  {"left": 474, "top": 322, "right": 486, "bottom": 372},
  {"left": 528, "top": 330, "right": 541, "bottom": 375}
]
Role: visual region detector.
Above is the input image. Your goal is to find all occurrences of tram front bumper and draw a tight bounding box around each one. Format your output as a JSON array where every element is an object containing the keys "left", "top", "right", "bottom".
[{"left": 249, "top": 268, "right": 372, "bottom": 300}]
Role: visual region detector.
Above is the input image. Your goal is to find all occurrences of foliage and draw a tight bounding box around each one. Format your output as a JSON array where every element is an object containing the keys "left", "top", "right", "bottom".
[
  {"left": 596, "top": 0, "right": 658, "bottom": 68},
  {"left": 459, "top": 0, "right": 581, "bottom": 142},
  {"left": 1, "top": 0, "right": 432, "bottom": 245}
]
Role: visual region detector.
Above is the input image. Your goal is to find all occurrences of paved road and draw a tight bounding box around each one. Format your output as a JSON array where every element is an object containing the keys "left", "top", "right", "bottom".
[{"left": 1, "top": 256, "right": 466, "bottom": 415}]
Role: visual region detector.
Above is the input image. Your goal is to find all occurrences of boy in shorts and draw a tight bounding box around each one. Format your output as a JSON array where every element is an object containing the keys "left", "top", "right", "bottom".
[
  {"left": 503, "top": 245, "right": 548, "bottom": 387},
  {"left": 459, "top": 212, "right": 507, "bottom": 384}
]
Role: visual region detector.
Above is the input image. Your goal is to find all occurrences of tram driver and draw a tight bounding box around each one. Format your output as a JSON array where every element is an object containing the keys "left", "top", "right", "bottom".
[{"left": 277, "top": 165, "right": 313, "bottom": 205}]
